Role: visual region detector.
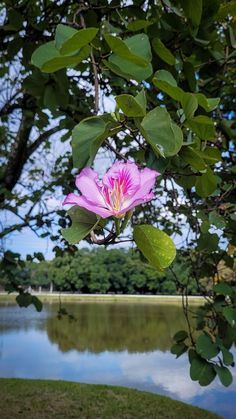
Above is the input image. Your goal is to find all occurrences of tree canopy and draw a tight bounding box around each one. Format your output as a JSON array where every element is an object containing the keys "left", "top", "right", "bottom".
[{"left": 0, "top": 0, "right": 236, "bottom": 388}]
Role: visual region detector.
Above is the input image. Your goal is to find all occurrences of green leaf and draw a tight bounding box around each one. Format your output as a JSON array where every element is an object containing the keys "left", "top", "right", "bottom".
[
  {"left": 209, "top": 211, "right": 226, "bottom": 229},
  {"left": 31, "top": 41, "right": 90, "bottom": 73},
  {"left": 180, "top": 0, "right": 202, "bottom": 27},
  {"left": 72, "top": 115, "right": 120, "bottom": 169},
  {"left": 196, "top": 334, "right": 219, "bottom": 359},
  {"left": 181, "top": 93, "right": 198, "bottom": 120},
  {"left": 195, "top": 168, "right": 218, "bottom": 198},
  {"left": 195, "top": 93, "right": 220, "bottom": 112},
  {"left": 127, "top": 20, "right": 153, "bottom": 32},
  {"left": 214, "top": 365, "right": 233, "bottom": 387},
  {"left": 180, "top": 146, "right": 207, "bottom": 171},
  {"left": 214, "top": 283, "right": 233, "bottom": 296},
  {"left": 105, "top": 34, "right": 150, "bottom": 66},
  {"left": 133, "top": 225, "right": 176, "bottom": 271},
  {"left": 153, "top": 70, "right": 184, "bottom": 101},
  {"left": 16, "top": 293, "right": 32, "bottom": 308},
  {"left": 171, "top": 343, "right": 188, "bottom": 358},
  {"left": 56, "top": 25, "right": 98, "bottom": 55},
  {"left": 190, "top": 357, "right": 216, "bottom": 386},
  {"left": 223, "top": 307, "right": 236, "bottom": 326},
  {"left": 106, "top": 34, "right": 153, "bottom": 82},
  {"left": 185, "top": 115, "right": 215, "bottom": 140},
  {"left": 173, "top": 330, "right": 188, "bottom": 342},
  {"left": 31, "top": 296, "right": 43, "bottom": 312},
  {"left": 221, "top": 346, "right": 234, "bottom": 366},
  {"left": 197, "top": 233, "right": 219, "bottom": 251},
  {"left": 61, "top": 206, "right": 100, "bottom": 244},
  {"left": 152, "top": 38, "right": 176, "bottom": 65},
  {"left": 115, "top": 92, "right": 146, "bottom": 117},
  {"left": 141, "top": 106, "right": 183, "bottom": 157}
]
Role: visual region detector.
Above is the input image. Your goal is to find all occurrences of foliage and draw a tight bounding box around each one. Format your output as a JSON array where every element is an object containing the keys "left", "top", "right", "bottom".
[
  {"left": 1, "top": 0, "right": 236, "bottom": 388},
  {"left": 0, "top": 248, "right": 199, "bottom": 295}
]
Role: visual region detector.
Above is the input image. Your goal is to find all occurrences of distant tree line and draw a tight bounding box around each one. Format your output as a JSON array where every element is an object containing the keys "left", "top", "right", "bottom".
[{"left": 2, "top": 248, "right": 232, "bottom": 296}]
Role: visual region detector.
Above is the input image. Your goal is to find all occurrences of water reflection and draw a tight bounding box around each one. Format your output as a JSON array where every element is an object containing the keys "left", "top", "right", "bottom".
[
  {"left": 0, "top": 301, "right": 235, "bottom": 419},
  {"left": 46, "top": 303, "right": 191, "bottom": 353}
]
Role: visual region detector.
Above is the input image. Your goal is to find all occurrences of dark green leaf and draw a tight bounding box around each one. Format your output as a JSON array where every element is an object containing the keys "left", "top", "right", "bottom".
[
  {"left": 190, "top": 357, "right": 216, "bottom": 386},
  {"left": 196, "top": 334, "right": 219, "bottom": 359},
  {"left": 195, "top": 168, "right": 218, "bottom": 198},
  {"left": 214, "top": 365, "right": 233, "bottom": 387},
  {"left": 171, "top": 343, "right": 188, "bottom": 358},
  {"left": 185, "top": 116, "right": 215, "bottom": 140},
  {"left": 152, "top": 38, "right": 176, "bottom": 65},
  {"left": 223, "top": 307, "right": 236, "bottom": 326},
  {"left": 173, "top": 330, "right": 188, "bottom": 342}
]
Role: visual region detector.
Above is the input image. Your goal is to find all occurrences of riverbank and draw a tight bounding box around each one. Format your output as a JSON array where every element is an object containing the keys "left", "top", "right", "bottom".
[
  {"left": 0, "top": 378, "right": 221, "bottom": 419},
  {"left": 0, "top": 292, "right": 205, "bottom": 305}
]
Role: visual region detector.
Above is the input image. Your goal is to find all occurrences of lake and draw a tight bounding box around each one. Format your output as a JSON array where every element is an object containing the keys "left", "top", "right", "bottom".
[{"left": 0, "top": 299, "right": 235, "bottom": 418}]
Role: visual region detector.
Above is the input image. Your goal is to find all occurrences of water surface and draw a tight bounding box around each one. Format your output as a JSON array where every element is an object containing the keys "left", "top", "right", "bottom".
[{"left": 0, "top": 300, "right": 235, "bottom": 418}]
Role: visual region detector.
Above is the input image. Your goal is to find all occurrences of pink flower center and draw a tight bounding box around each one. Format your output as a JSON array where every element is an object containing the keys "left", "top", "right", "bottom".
[{"left": 103, "top": 179, "right": 125, "bottom": 213}]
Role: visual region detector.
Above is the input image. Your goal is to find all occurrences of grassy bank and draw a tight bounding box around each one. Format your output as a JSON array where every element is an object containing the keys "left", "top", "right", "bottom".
[
  {"left": 0, "top": 378, "right": 221, "bottom": 419},
  {"left": 0, "top": 292, "right": 205, "bottom": 305}
]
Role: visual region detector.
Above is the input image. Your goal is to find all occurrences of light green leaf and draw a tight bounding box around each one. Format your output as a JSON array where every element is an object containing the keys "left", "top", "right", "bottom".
[
  {"left": 133, "top": 225, "right": 176, "bottom": 271},
  {"left": 55, "top": 24, "right": 77, "bottom": 51},
  {"left": 152, "top": 38, "right": 176, "bottom": 65},
  {"left": 186, "top": 115, "right": 215, "bottom": 140},
  {"left": 106, "top": 34, "right": 152, "bottom": 82},
  {"left": 56, "top": 25, "right": 98, "bottom": 55},
  {"left": 105, "top": 33, "right": 149, "bottom": 66},
  {"left": 61, "top": 206, "right": 100, "bottom": 244},
  {"left": 214, "top": 365, "right": 233, "bottom": 387},
  {"left": 195, "top": 93, "right": 220, "bottom": 112},
  {"left": 107, "top": 56, "right": 153, "bottom": 82},
  {"left": 115, "top": 91, "right": 146, "bottom": 117},
  {"left": 153, "top": 70, "right": 184, "bottom": 101},
  {"left": 141, "top": 106, "right": 183, "bottom": 157},
  {"left": 195, "top": 168, "right": 218, "bottom": 198},
  {"left": 31, "top": 41, "right": 90, "bottom": 73},
  {"left": 181, "top": 93, "right": 198, "bottom": 120}
]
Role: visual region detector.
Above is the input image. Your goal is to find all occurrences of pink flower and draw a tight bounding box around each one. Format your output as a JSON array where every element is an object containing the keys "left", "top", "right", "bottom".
[{"left": 63, "top": 162, "right": 160, "bottom": 219}]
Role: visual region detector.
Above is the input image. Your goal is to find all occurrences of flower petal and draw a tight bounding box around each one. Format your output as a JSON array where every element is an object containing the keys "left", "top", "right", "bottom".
[
  {"left": 76, "top": 168, "right": 105, "bottom": 207},
  {"left": 64, "top": 194, "right": 112, "bottom": 218},
  {"left": 102, "top": 162, "right": 140, "bottom": 196},
  {"left": 137, "top": 167, "right": 160, "bottom": 198},
  {"left": 63, "top": 193, "right": 81, "bottom": 206},
  {"left": 117, "top": 192, "right": 155, "bottom": 216}
]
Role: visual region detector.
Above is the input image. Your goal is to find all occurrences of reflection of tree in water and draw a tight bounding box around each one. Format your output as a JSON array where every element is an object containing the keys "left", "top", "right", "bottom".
[{"left": 46, "top": 303, "right": 197, "bottom": 353}]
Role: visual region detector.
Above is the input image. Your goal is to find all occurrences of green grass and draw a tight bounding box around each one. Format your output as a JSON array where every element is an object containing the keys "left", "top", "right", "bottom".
[{"left": 0, "top": 378, "right": 221, "bottom": 419}]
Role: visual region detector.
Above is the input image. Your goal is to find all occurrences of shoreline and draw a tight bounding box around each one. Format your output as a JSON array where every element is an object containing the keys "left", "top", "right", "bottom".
[{"left": 0, "top": 292, "right": 206, "bottom": 305}]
